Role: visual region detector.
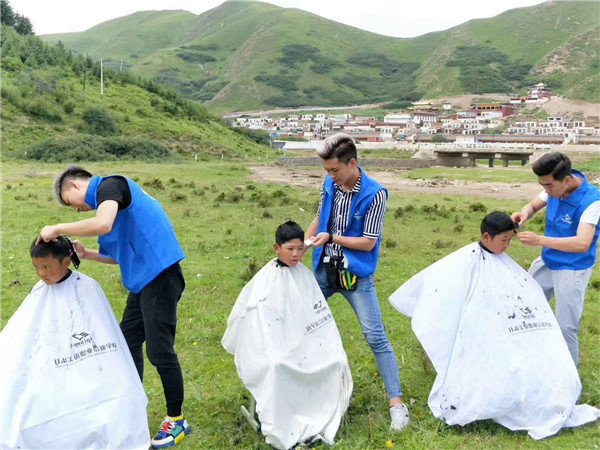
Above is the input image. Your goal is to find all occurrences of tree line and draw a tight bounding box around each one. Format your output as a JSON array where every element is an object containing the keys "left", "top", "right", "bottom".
[{"left": 1, "top": 0, "right": 33, "bottom": 35}]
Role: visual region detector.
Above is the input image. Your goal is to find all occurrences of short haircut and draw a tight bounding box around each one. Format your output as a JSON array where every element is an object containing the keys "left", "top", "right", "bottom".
[
  {"left": 316, "top": 133, "right": 357, "bottom": 164},
  {"left": 54, "top": 165, "right": 93, "bottom": 205},
  {"left": 480, "top": 211, "right": 517, "bottom": 237},
  {"left": 275, "top": 221, "right": 304, "bottom": 245},
  {"left": 532, "top": 152, "right": 572, "bottom": 181},
  {"left": 30, "top": 236, "right": 71, "bottom": 262}
]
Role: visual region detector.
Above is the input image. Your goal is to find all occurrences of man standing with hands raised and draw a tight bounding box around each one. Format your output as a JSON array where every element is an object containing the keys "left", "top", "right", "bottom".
[{"left": 305, "top": 133, "right": 410, "bottom": 432}]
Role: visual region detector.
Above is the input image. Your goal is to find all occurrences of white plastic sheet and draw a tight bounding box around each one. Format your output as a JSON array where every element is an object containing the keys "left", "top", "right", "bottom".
[
  {"left": 1, "top": 271, "right": 150, "bottom": 449},
  {"left": 389, "top": 243, "right": 600, "bottom": 439},
  {"left": 223, "top": 260, "right": 352, "bottom": 449}
]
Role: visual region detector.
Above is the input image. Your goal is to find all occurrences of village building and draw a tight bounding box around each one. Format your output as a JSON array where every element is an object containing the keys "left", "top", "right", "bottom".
[
  {"left": 527, "top": 82, "right": 552, "bottom": 101},
  {"left": 470, "top": 102, "right": 515, "bottom": 117}
]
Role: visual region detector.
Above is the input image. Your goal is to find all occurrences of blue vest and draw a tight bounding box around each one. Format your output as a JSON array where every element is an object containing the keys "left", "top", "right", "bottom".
[
  {"left": 312, "top": 168, "right": 387, "bottom": 277},
  {"left": 542, "top": 170, "right": 600, "bottom": 270},
  {"left": 84, "top": 175, "right": 185, "bottom": 293}
]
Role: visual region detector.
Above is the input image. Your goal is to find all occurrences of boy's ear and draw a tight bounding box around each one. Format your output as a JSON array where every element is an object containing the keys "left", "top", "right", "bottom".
[
  {"left": 274, "top": 243, "right": 280, "bottom": 252},
  {"left": 62, "top": 256, "right": 72, "bottom": 268},
  {"left": 482, "top": 232, "right": 492, "bottom": 242}
]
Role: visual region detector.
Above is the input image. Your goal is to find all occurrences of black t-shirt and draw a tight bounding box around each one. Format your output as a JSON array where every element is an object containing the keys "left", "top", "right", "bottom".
[{"left": 96, "top": 176, "right": 131, "bottom": 210}]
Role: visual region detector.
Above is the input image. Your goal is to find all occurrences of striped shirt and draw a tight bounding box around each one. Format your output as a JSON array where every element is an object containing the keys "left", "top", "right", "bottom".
[{"left": 317, "top": 173, "right": 387, "bottom": 258}]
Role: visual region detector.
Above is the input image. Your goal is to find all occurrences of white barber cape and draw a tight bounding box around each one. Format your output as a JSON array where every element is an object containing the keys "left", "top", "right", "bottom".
[
  {"left": 389, "top": 243, "right": 600, "bottom": 440},
  {"left": 0, "top": 271, "right": 150, "bottom": 449},
  {"left": 222, "top": 260, "right": 352, "bottom": 450}
]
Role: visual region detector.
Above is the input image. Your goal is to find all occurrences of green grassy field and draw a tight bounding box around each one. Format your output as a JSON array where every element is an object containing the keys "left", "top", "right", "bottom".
[{"left": 1, "top": 160, "right": 599, "bottom": 449}]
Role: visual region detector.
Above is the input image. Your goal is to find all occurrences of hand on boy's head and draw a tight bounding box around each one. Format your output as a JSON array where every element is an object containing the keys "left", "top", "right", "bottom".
[
  {"left": 511, "top": 212, "right": 526, "bottom": 227},
  {"left": 37, "top": 226, "right": 60, "bottom": 244}
]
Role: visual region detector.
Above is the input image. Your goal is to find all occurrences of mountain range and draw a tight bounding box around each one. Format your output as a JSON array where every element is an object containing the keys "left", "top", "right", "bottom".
[{"left": 41, "top": 0, "right": 600, "bottom": 113}]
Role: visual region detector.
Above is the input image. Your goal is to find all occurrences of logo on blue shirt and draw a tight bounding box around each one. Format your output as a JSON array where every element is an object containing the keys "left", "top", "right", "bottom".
[{"left": 561, "top": 214, "right": 573, "bottom": 225}]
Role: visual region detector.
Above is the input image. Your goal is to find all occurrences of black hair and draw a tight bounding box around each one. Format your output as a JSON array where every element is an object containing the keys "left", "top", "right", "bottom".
[
  {"left": 316, "top": 132, "right": 357, "bottom": 164},
  {"left": 30, "top": 236, "right": 72, "bottom": 262},
  {"left": 54, "top": 165, "right": 94, "bottom": 205},
  {"left": 275, "top": 221, "right": 304, "bottom": 245},
  {"left": 480, "top": 211, "right": 517, "bottom": 237},
  {"left": 532, "top": 152, "right": 571, "bottom": 181}
]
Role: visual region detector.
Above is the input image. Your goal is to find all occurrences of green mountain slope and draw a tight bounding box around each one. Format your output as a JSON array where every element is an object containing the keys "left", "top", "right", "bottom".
[
  {"left": 41, "top": 0, "right": 600, "bottom": 112},
  {"left": 0, "top": 25, "right": 271, "bottom": 160}
]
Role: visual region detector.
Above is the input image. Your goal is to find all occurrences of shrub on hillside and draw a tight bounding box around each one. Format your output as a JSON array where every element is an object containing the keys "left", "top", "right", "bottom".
[
  {"left": 254, "top": 74, "right": 299, "bottom": 92},
  {"left": 176, "top": 51, "right": 216, "bottom": 64},
  {"left": 232, "top": 127, "right": 271, "bottom": 146},
  {"left": 278, "top": 44, "right": 320, "bottom": 66},
  {"left": 458, "top": 66, "right": 511, "bottom": 94},
  {"left": 263, "top": 94, "right": 304, "bottom": 108},
  {"left": 21, "top": 96, "right": 63, "bottom": 122},
  {"left": 0, "top": 55, "right": 24, "bottom": 72},
  {"left": 23, "top": 134, "right": 172, "bottom": 162},
  {"left": 446, "top": 46, "right": 509, "bottom": 67},
  {"left": 347, "top": 53, "right": 420, "bottom": 76},
  {"left": 82, "top": 106, "right": 118, "bottom": 136}
]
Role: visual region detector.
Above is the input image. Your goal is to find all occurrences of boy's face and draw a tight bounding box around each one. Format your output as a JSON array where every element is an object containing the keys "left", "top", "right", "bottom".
[
  {"left": 274, "top": 238, "right": 304, "bottom": 267},
  {"left": 32, "top": 255, "right": 71, "bottom": 285},
  {"left": 482, "top": 230, "right": 515, "bottom": 254}
]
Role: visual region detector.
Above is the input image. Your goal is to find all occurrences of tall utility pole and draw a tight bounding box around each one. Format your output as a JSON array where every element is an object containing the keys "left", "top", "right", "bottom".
[
  {"left": 83, "top": 54, "right": 87, "bottom": 92},
  {"left": 100, "top": 59, "right": 104, "bottom": 96}
]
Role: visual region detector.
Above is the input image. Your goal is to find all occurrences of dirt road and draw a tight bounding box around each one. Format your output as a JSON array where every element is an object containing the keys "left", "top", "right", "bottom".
[{"left": 249, "top": 165, "right": 544, "bottom": 201}]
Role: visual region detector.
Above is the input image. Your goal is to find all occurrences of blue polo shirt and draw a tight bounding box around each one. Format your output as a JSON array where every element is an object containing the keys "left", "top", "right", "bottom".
[
  {"left": 542, "top": 170, "right": 600, "bottom": 270},
  {"left": 84, "top": 175, "right": 185, "bottom": 293},
  {"left": 312, "top": 168, "right": 386, "bottom": 277}
]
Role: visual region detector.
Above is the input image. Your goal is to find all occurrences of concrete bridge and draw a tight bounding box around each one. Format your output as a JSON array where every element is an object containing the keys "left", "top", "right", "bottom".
[{"left": 433, "top": 149, "right": 533, "bottom": 167}]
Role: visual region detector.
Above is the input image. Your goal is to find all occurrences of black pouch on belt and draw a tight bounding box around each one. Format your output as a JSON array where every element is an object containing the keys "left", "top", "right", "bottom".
[{"left": 324, "top": 256, "right": 357, "bottom": 291}]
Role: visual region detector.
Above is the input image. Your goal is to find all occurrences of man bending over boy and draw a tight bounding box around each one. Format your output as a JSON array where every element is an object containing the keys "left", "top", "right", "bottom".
[
  {"left": 37, "top": 165, "right": 188, "bottom": 449},
  {"left": 511, "top": 152, "right": 600, "bottom": 366}
]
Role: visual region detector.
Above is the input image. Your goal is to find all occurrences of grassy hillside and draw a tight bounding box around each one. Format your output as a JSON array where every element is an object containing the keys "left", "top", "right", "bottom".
[
  {"left": 416, "top": 1, "right": 600, "bottom": 100},
  {"left": 41, "top": 1, "right": 600, "bottom": 113},
  {"left": 0, "top": 25, "right": 274, "bottom": 161}
]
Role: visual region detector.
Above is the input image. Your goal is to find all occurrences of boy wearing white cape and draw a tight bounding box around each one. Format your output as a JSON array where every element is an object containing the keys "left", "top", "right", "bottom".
[
  {"left": 0, "top": 236, "right": 150, "bottom": 449},
  {"left": 389, "top": 212, "right": 600, "bottom": 440},
  {"left": 222, "top": 221, "right": 353, "bottom": 449}
]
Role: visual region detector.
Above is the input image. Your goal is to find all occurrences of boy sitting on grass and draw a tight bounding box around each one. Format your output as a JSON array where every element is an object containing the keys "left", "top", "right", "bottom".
[
  {"left": 1, "top": 236, "right": 149, "bottom": 450},
  {"left": 222, "top": 221, "right": 352, "bottom": 450},
  {"left": 389, "top": 211, "right": 600, "bottom": 440}
]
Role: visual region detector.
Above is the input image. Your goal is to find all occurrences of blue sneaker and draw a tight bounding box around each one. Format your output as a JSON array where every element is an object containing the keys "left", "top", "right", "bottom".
[{"left": 151, "top": 415, "right": 191, "bottom": 448}]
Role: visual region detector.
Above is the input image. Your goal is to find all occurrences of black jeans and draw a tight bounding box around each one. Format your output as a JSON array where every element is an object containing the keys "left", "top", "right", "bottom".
[{"left": 120, "top": 263, "right": 185, "bottom": 417}]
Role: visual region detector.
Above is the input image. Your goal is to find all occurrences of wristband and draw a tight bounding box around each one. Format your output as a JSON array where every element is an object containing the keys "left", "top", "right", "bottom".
[{"left": 328, "top": 233, "right": 334, "bottom": 244}]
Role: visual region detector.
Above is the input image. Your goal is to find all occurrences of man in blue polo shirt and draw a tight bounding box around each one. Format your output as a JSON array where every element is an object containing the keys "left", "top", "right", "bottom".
[
  {"left": 306, "top": 133, "right": 409, "bottom": 432},
  {"left": 512, "top": 152, "right": 600, "bottom": 366},
  {"left": 38, "top": 165, "right": 190, "bottom": 449}
]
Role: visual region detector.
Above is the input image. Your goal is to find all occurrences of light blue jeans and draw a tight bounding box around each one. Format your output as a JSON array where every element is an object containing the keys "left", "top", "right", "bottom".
[
  {"left": 314, "top": 264, "right": 402, "bottom": 399},
  {"left": 529, "top": 256, "right": 593, "bottom": 366}
]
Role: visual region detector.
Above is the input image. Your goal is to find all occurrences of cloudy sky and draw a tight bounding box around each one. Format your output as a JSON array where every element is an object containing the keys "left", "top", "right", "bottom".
[{"left": 10, "top": 0, "right": 546, "bottom": 38}]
